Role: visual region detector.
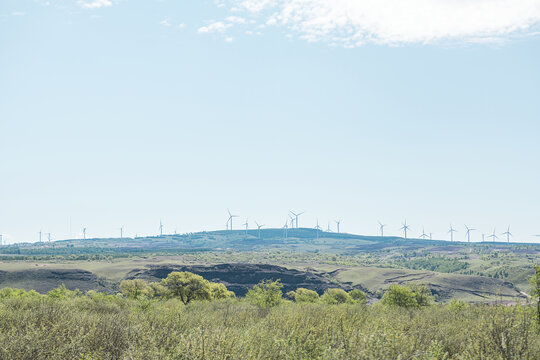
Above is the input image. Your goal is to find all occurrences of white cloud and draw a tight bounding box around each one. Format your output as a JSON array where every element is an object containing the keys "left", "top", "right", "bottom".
[
  {"left": 198, "top": 21, "right": 233, "bottom": 33},
  {"left": 11, "top": 11, "right": 26, "bottom": 16},
  {"left": 160, "top": 19, "right": 172, "bottom": 27},
  {"left": 220, "top": 0, "right": 540, "bottom": 45},
  {"left": 79, "top": 0, "right": 113, "bottom": 9}
]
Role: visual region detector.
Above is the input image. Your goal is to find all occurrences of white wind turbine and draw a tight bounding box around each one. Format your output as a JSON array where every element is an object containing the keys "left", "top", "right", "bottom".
[
  {"left": 255, "top": 221, "right": 264, "bottom": 239},
  {"left": 290, "top": 211, "right": 304, "bottom": 228},
  {"left": 400, "top": 220, "right": 411, "bottom": 239},
  {"left": 378, "top": 221, "right": 387, "bottom": 237},
  {"left": 502, "top": 226, "right": 512, "bottom": 243},
  {"left": 448, "top": 224, "right": 457, "bottom": 242},
  {"left": 464, "top": 225, "right": 475, "bottom": 243}
]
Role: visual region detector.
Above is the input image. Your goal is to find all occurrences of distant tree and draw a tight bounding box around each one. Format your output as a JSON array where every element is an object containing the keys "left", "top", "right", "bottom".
[
  {"left": 320, "top": 288, "right": 351, "bottom": 305},
  {"left": 0, "top": 288, "right": 40, "bottom": 299},
  {"left": 289, "top": 288, "right": 319, "bottom": 303},
  {"left": 409, "top": 284, "right": 433, "bottom": 306},
  {"left": 120, "top": 279, "right": 150, "bottom": 299},
  {"left": 530, "top": 266, "right": 540, "bottom": 326},
  {"left": 246, "top": 279, "right": 283, "bottom": 308},
  {"left": 381, "top": 284, "right": 419, "bottom": 308},
  {"left": 446, "top": 299, "right": 468, "bottom": 311},
  {"left": 47, "top": 284, "right": 82, "bottom": 299},
  {"left": 161, "top": 272, "right": 212, "bottom": 304},
  {"left": 210, "top": 282, "right": 235, "bottom": 300},
  {"left": 147, "top": 282, "right": 167, "bottom": 298},
  {"left": 349, "top": 289, "right": 367, "bottom": 304}
]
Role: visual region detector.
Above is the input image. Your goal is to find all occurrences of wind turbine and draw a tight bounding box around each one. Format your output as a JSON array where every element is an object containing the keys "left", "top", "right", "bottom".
[
  {"left": 448, "top": 224, "right": 457, "bottom": 242},
  {"left": 47, "top": 233, "right": 51, "bottom": 242},
  {"left": 502, "top": 226, "right": 512, "bottom": 243},
  {"left": 288, "top": 214, "right": 295, "bottom": 229},
  {"left": 488, "top": 228, "right": 498, "bottom": 242},
  {"left": 227, "top": 210, "right": 239, "bottom": 231},
  {"left": 290, "top": 211, "right": 304, "bottom": 228},
  {"left": 464, "top": 225, "right": 475, "bottom": 243},
  {"left": 378, "top": 221, "right": 386, "bottom": 237},
  {"left": 282, "top": 221, "right": 288, "bottom": 239},
  {"left": 39, "top": 230, "right": 42, "bottom": 243},
  {"left": 482, "top": 233, "right": 485, "bottom": 242},
  {"left": 83, "top": 227, "right": 87, "bottom": 240},
  {"left": 243, "top": 218, "right": 249, "bottom": 235},
  {"left": 120, "top": 227, "right": 123, "bottom": 239},
  {"left": 429, "top": 233, "right": 433, "bottom": 241},
  {"left": 159, "top": 220, "right": 164, "bottom": 236},
  {"left": 419, "top": 227, "right": 428, "bottom": 239},
  {"left": 335, "top": 219, "right": 342, "bottom": 233},
  {"left": 255, "top": 221, "right": 264, "bottom": 239},
  {"left": 315, "top": 219, "right": 322, "bottom": 239},
  {"left": 400, "top": 220, "right": 411, "bottom": 239},
  {"left": 327, "top": 222, "right": 332, "bottom": 232}
]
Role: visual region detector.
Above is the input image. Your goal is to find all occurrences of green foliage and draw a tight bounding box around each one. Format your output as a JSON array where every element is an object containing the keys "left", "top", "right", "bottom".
[
  {"left": 320, "top": 288, "right": 351, "bottom": 304},
  {"left": 120, "top": 279, "right": 150, "bottom": 299},
  {"left": 0, "top": 287, "right": 40, "bottom": 299},
  {"left": 209, "top": 282, "right": 235, "bottom": 300},
  {"left": 349, "top": 289, "right": 367, "bottom": 304},
  {"left": 399, "top": 256, "right": 469, "bottom": 273},
  {"left": 0, "top": 296, "right": 538, "bottom": 359},
  {"left": 530, "top": 266, "right": 540, "bottom": 325},
  {"left": 446, "top": 299, "right": 468, "bottom": 311},
  {"left": 288, "top": 288, "right": 319, "bottom": 303},
  {"left": 381, "top": 284, "right": 432, "bottom": 308},
  {"left": 246, "top": 279, "right": 283, "bottom": 308},
  {"left": 47, "top": 284, "right": 82, "bottom": 299},
  {"left": 161, "top": 271, "right": 213, "bottom": 304}
]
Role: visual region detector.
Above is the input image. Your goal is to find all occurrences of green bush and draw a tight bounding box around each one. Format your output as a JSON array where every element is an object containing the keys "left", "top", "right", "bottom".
[
  {"left": 288, "top": 288, "right": 319, "bottom": 303},
  {"left": 320, "top": 288, "right": 351, "bottom": 304},
  {"left": 246, "top": 279, "right": 283, "bottom": 308},
  {"left": 349, "top": 289, "right": 367, "bottom": 304},
  {"left": 381, "top": 284, "right": 420, "bottom": 308}
]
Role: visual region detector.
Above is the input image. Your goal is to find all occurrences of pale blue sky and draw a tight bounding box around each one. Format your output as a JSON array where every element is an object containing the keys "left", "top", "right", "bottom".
[{"left": 1, "top": 0, "right": 540, "bottom": 243}]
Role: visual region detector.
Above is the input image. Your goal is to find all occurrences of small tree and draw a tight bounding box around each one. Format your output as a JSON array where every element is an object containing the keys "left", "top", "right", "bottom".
[
  {"left": 120, "top": 279, "right": 150, "bottom": 299},
  {"left": 530, "top": 266, "right": 540, "bottom": 326},
  {"left": 349, "top": 289, "right": 367, "bottom": 304},
  {"left": 246, "top": 279, "right": 283, "bottom": 308},
  {"left": 161, "top": 272, "right": 212, "bottom": 304},
  {"left": 381, "top": 284, "right": 418, "bottom": 308},
  {"left": 320, "top": 288, "right": 351, "bottom": 305},
  {"left": 289, "top": 288, "right": 319, "bottom": 303},
  {"left": 210, "top": 282, "right": 235, "bottom": 300},
  {"left": 47, "top": 284, "right": 82, "bottom": 299}
]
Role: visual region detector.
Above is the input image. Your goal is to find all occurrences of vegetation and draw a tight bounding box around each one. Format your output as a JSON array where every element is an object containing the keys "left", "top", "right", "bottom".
[{"left": 0, "top": 284, "right": 538, "bottom": 359}]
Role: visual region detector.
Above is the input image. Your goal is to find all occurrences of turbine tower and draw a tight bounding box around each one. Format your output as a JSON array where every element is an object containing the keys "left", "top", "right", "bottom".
[
  {"left": 502, "top": 226, "right": 512, "bottom": 243},
  {"left": 448, "top": 224, "right": 457, "bottom": 242},
  {"left": 243, "top": 218, "right": 249, "bottom": 235},
  {"left": 327, "top": 222, "right": 332, "bottom": 232},
  {"left": 39, "top": 230, "right": 42, "bottom": 243},
  {"left": 290, "top": 211, "right": 304, "bottom": 228},
  {"left": 378, "top": 221, "right": 386, "bottom": 237},
  {"left": 255, "top": 221, "right": 264, "bottom": 239},
  {"left": 315, "top": 219, "right": 322, "bottom": 239},
  {"left": 464, "top": 225, "right": 475, "bottom": 243},
  {"left": 83, "top": 227, "right": 87, "bottom": 240},
  {"left": 47, "top": 233, "right": 51, "bottom": 242},
  {"left": 227, "top": 210, "right": 239, "bottom": 231},
  {"left": 288, "top": 215, "right": 295, "bottom": 229},
  {"left": 282, "top": 221, "right": 288, "bottom": 239},
  {"left": 335, "top": 219, "right": 342, "bottom": 233},
  {"left": 488, "top": 228, "right": 498, "bottom": 242},
  {"left": 159, "top": 220, "right": 164, "bottom": 237},
  {"left": 419, "top": 227, "right": 428, "bottom": 239},
  {"left": 120, "top": 227, "right": 123, "bottom": 239},
  {"left": 400, "top": 220, "right": 410, "bottom": 239}
]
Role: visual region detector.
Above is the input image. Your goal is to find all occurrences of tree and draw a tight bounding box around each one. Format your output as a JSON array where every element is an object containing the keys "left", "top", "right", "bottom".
[
  {"left": 161, "top": 272, "right": 212, "bottom": 305},
  {"left": 320, "top": 288, "right": 351, "bottom": 305},
  {"left": 120, "top": 279, "right": 150, "bottom": 299},
  {"left": 47, "top": 284, "right": 82, "bottom": 299},
  {"left": 210, "top": 282, "right": 235, "bottom": 300},
  {"left": 246, "top": 279, "right": 283, "bottom": 308},
  {"left": 289, "top": 288, "right": 319, "bottom": 303},
  {"left": 381, "top": 284, "right": 419, "bottom": 308},
  {"left": 349, "top": 289, "right": 367, "bottom": 304},
  {"left": 530, "top": 266, "right": 540, "bottom": 325},
  {"left": 409, "top": 284, "right": 433, "bottom": 306}
]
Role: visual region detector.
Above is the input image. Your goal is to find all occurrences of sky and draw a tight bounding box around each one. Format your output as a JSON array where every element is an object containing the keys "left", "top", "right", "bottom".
[{"left": 1, "top": 0, "right": 540, "bottom": 244}]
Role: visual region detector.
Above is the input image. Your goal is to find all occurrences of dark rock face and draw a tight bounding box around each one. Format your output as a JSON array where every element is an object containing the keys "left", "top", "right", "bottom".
[
  {"left": 0, "top": 269, "right": 113, "bottom": 293},
  {"left": 127, "top": 263, "right": 355, "bottom": 297}
]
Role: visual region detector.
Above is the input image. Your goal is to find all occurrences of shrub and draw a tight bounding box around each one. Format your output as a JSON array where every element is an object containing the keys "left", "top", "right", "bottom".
[
  {"left": 246, "top": 279, "right": 283, "bottom": 308},
  {"left": 320, "top": 288, "right": 351, "bottom": 304},
  {"left": 381, "top": 284, "right": 419, "bottom": 308},
  {"left": 349, "top": 289, "right": 367, "bottom": 304},
  {"left": 210, "top": 282, "right": 235, "bottom": 300},
  {"left": 120, "top": 279, "right": 150, "bottom": 299},
  {"left": 47, "top": 284, "right": 82, "bottom": 299},
  {"left": 288, "top": 288, "right": 319, "bottom": 303}
]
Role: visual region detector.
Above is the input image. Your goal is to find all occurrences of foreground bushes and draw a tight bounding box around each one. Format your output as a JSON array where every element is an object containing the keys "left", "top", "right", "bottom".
[{"left": 0, "top": 295, "right": 537, "bottom": 359}]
